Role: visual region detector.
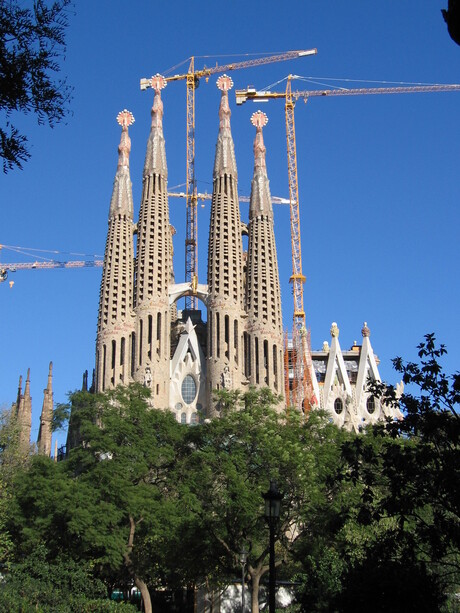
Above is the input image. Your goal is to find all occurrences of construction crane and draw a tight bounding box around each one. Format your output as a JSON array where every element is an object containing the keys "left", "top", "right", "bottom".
[
  {"left": 140, "top": 49, "right": 317, "bottom": 309},
  {"left": 236, "top": 76, "right": 460, "bottom": 413},
  {"left": 168, "top": 191, "right": 291, "bottom": 206},
  {"left": 0, "top": 259, "right": 103, "bottom": 286}
]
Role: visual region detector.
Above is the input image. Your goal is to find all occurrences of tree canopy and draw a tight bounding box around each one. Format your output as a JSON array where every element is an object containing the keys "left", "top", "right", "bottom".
[
  {"left": 1, "top": 336, "right": 458, "bottom": 612},
  {"left": 0, "top": 0, "right": 73, "bottom": 172}
]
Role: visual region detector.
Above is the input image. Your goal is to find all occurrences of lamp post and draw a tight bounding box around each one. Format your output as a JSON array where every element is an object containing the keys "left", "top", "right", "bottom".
[
  {"left": 262, "top": 480, "right": 283, "bottom": 613},
  {"left": 239, "top": 548, "right": 248, "bottom": 612}
]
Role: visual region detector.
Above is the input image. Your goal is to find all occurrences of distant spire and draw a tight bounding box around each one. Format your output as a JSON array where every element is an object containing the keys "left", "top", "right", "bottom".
[
  {"left": 38, "top": 362, "right": 53, "bottom": 456},
  {"left": 17, "top": 368, "right": 32, "bottom": 453},
  {"left": 109, "top": 110, "right": 135, "bottom": 217},
  {"left": 143, "top": 74, "right": 168, "bottom": 177},
  {"left": 213, "top": 75, "right": 237, "bottom": 178},
  {"left": 15, "top": 374, "right": 23, "bottom": 417},
  {"left": 249, "top": 110, "right": 272, "bottom": 218}
]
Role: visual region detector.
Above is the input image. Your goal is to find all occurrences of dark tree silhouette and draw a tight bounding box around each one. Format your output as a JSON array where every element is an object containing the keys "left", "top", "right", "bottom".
[
  {"left": 442, "top": 0, "right": 460, "bottom": 46},
  {"left": 0, "top": 0, "right": 73, "bottom": 173}
]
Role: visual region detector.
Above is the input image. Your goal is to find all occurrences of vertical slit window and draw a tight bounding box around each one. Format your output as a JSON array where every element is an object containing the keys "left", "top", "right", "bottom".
[
  {"left": 234, "top": 320, "right": 238, "bottom": 364},
  {"left": 157, "top": 312, "right": 161, "bottom": 357},
  {"left": 224, "top": 315, "right": 229, "bottom": 359},
  {"left": 148, "top": 315, "right": 153, "bottom": 358},
  {"left": 102, "top": 344, "right": 106, "bottom": 391},
  {"left": 131, "top": 333, "right": 136, "bottom": 376},
  {"left": 255, "top": 337, "right": 259, "bottom": 384},
  {"left": 139, "top": 319, "right": 143, "bottom": 366},
  {"left": 111, "top": 340, "right": 116, "bottom": 370},
  {"left": 216, "top": 312, "right": 220, "bottom": 358}
]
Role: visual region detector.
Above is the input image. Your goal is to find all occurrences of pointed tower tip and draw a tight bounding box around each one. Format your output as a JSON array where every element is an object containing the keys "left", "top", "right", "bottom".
[
  {"left": 150, "top": 74, "right": 167, "bottom": 127},
  {"left": 143, "top": 74, "right": 167, "bottom": 177},
  {"left": 116, "top": 110, "right": 134, "bottom": 169},
  {"left": 213, "top": 74, "right": 237, "bottom": 177},
  {"left": 217, "top": 75, "right": 233, "bottom": 130},
  {"left": 26, "top": 368, "right": 30, "bottom": 382}
]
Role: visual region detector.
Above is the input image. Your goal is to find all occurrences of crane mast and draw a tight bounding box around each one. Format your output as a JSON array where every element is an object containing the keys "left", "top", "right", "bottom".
[
  {"left": 236, "top": 76, "right": 460, "bottom": 413},
  {"left": 140, "top": 49, "right": 317, "bottom": 310}
]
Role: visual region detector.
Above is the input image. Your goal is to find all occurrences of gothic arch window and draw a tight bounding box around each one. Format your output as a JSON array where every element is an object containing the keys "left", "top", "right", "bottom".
[
  {"left": 181, "top": 375, "right": 197, "bottom": 405},
  {"left": 334, "top": 398, "right": 343, "bottom": 415},
  {"left": 181, "top": 412, "right": 187, "bottom": 425},
  {"left": 367, "top": 395, "right": 376, "bottom": 414}
]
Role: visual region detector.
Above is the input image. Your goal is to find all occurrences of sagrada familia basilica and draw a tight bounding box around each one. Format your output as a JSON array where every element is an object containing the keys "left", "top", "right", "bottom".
[{"left": 13, "top": 74, "right": 402, "bottom": 455}]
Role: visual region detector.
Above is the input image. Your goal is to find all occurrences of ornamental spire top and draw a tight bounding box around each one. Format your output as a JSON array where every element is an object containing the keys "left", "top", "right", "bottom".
[
  {"left": 217, "top": 75, "right": 233, "bottom": 129},
  {"left": 143, "top": 74, "right": 168, "bottom": 177},
  {"left": 150, "top": 74, "right": 166, "bottom": 130},
  {"left": 110, "top": 111, "right": 135, "bottom": 217},
  {"left": 116, "top": 110, "right": 134, "bottom": 169},
  {"left": 251, "top": 110, "right": 268, "bottom": 172},
  {"left": 213, "top": 75, "right": 237, "bottom": 178},
  {"left": 248, "top": 111, "right": 271, "bottom": 217}
]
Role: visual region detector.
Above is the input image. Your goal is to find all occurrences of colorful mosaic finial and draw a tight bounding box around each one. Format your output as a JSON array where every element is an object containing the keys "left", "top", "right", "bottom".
[
  {"left": 252, "top": 111, "right": 268, "bottom": 170},
  {"left": 149, "top": 74, "right": 167, "bottom": 93},
  {"left": 217, "top": 75, "right": 232, "bottom": 130},
  {"left": 251, "top": 110, "right": 268, "bottom": 130},
  {"left": 117, "top": 109, "right": 135, "bottom": 130},
  {"left": 216, "top": 74, "right": 233, "bottom": 92}
]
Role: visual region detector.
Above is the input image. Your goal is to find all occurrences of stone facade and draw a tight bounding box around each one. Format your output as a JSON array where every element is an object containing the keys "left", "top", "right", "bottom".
[{"left": 94, "top": 76, "right": 402, "bottom": 430}]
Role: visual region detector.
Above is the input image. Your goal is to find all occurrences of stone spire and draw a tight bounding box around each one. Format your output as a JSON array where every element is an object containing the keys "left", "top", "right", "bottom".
[
  {"left": 207, "top": 76, "right": 246, "bottom": 415},
  {"left": 95, "top": 111, "right": 136, "bottom": 392},
  {"left": 213, "top": 75, "right": 238, "bottom": 178},
  {"left": 245, "top": 111, "right": 284, "bottom": 397},
  {"left": 133, "top": 75, "right": 171, "bottom": 408},
  {"left": 37, "top": 362, "right": 53, "bottom": 456},
  {"left": 17, "top": 369, "right": 32, "bottom": 453},
  {"left": 143, "top": 74, "right": 168, "bottom": 178}
]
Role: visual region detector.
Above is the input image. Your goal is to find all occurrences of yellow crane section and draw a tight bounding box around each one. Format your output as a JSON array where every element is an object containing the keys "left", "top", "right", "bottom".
[
  {"left": 140, "top": 49, "right": 317, "bottom": 309},
  {"left": 236, "top": 76, "right": 460, "bottom": 413}
]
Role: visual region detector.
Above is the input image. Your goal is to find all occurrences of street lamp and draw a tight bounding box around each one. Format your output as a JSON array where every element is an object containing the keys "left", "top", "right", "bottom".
[
  {"left": 239, "top": 548, "right": 248, "bottom": 612},
  {"left": 262, "top": 480, "right": 283, "bottom": 613}
]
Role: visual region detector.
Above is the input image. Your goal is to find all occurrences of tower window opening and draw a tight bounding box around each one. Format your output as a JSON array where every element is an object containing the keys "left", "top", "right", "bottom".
[
  {"left": 224, "top": 315, "right": 229, "bottom": 359},
  {"left": 334, "top": 398, "right": 343, "bottom": 415},
  {"left": 216, "top": 312, "right": 220, "bottom": 358},
  {"left": 234, "top": 320, "right": 238, "bottom": 364},
  {"left": 102, "top": 344, "right": 106, "bottom": 391},
  {"left": 120, "top": 337, "right": 125, "bottom": 366},
  {"left": 264, "top": 340, "right": 269, "bottom": 385},
  {"left": 367, "top": 395, "right": 376, "bottom": 414},
  {"left": 139, "top": 319, "right": 143, "bottom": 366},
  {"left": 255, "top": 337, "right": 259, "bottom": 384},
  {"left": 148, "top": 315, "right": 153, "bottom": 358},
  {"left": 111, "top": 340, "right": 116, "bottom": 370},
  {"left": 131, "top": 333, "right": 136, "bottom": 376},
  {"left": 157, "top": 312, "right": 162, "bottom": 357}
]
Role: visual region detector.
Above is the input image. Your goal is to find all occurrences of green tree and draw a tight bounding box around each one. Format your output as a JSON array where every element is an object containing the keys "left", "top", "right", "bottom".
[
  {"left": 295, "top": 334, "right": 459, "bottom": 612},
  {"left": 170, "top": 388, "right": 346, "bottom": 613},
  {"left": 0, "top": 0, "right": 73, "bottom": 172}
]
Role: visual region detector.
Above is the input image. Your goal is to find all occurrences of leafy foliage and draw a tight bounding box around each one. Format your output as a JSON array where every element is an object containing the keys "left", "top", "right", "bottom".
[
  {"left": 295, "top": 334, "right": 459, "bottom": 612},
  {"left": 0, "top": 0, "right": 73, "bottom": 172}
]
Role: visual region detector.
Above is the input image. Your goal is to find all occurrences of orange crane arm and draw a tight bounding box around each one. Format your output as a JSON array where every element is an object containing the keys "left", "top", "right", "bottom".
[{"left": 236, "top": 82, "right": 460, "bottom": 103}]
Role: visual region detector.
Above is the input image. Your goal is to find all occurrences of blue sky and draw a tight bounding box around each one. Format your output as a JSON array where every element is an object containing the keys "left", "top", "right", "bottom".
[{"left": 1, "top": 1, "right": 459, "bottom": 447}]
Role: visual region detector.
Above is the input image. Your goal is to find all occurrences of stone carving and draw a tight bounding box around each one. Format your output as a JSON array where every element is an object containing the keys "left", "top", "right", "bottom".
[
  {"left": 143, "top": 366, "right": 152, "bottom": 388},
  {"left": 221, "top": 365, "right": 232, "bottom": 389}
]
